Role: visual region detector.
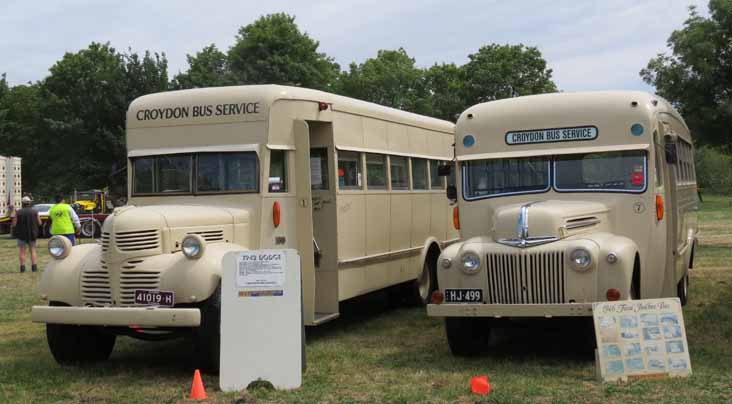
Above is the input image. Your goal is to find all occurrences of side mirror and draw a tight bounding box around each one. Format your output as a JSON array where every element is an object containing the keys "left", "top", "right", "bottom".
[
  {"left": 446, "top": 185, "right": 457, "bottom": 201},
  {"left": 437, "top": 164, "right": 452, "bottom": 177}
]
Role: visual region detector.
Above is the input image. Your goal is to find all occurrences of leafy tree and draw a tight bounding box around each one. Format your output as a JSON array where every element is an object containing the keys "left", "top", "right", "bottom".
[
  {"left": 171, "top": 44, "right": 232, "bottom": 89},
  {"left": 39, "top": 42, "right": 168, "bottom": 195},
  {"left": 641, "top": 1, "right": 732, "bottom": 149},
  {"left": 228, "top": 13, "right": 339, "bottom": 89},
  {"left": 337, "top": 48, "right": 430, "bottom": 114},
  {"left": 424, "top": 63, "right": 465, "bottom": 121},
  {"left": 462, "top": 44, "right": 557, "bottom": 105}
]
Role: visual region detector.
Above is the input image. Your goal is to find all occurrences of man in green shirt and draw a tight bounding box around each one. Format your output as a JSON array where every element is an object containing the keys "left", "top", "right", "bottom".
[{"left": 49, "top": 195, "right": 81, "bottom": 245}]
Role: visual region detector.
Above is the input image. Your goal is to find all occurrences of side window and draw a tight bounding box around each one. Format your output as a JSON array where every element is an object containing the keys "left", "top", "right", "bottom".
[
  {"left": 430, "top": 160, "right": 445, "bottom": 189},
  {"left": 310, "top": 148, "right": 329, "bottom": 190},
  {"left": 338, "top": 150, "right": 362, "bottom": 190},
  {"left": 390, "top": 156, "right": 409, "bottom": 190},
  {"left": 412, "top": 158, "right": 428, "bottom": 190},
  {"left": 268, "top": 150, "right": 287, "bottom": 192},
  {"left": 133, "top": 158, "right": 154, "bottom": 194},
  {"left": 366, "top": 153, "right": 387, "bottom": 190}
]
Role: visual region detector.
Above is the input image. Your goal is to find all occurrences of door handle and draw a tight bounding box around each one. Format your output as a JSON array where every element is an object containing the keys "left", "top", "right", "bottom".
[{"left": 299, "top": 198, "right": 310, "bottom": 208}]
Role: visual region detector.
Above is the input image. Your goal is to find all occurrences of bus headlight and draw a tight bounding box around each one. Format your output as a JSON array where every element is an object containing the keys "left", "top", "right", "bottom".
[
  {"left": 460, "top": 252, "right": 481, "bottom": 274},
  {"left": 569, "top": 248, "right": 592, "bottom": 271},
  {"left": 181, "top": 234, "right": 205, "bottom": 259},
  {"left": 48, "top": 236, "right": 71, "bottom": 259}
]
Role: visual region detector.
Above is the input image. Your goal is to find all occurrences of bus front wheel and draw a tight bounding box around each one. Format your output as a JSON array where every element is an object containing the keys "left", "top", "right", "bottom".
[
  {"left": 677, "top": 274, "right": 689, "bottom": 306},
  {"left": 192, "top": 282, "right": 221, "bottom": 373},
  {"left": 445, "top": 317, "right": 491, "bottom": 356}
]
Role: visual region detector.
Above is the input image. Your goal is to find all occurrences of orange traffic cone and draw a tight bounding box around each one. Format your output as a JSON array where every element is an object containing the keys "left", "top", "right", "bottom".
[
  {"left": 190, "top": 369, "right": 207, "bottom": 400},
  {"left": 470, "top": 375, "right": 491, "bottom": 395}
]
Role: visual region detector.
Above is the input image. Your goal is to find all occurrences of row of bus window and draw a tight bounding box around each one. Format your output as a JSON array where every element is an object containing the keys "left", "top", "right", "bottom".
[
  {"left": 675, "top": 140, "right": 696, "bottom": 185},
  {"left": 332, "top": 150, "right": 453, "bottom": 192}
]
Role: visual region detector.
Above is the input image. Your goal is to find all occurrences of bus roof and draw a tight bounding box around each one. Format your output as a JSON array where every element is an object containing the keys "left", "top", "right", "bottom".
[
  {"left": 127, "top": 84, "right": 454, "bottom": 134},
  {"left": 455, "top": 91, "right": 689, "bottom": 160}
]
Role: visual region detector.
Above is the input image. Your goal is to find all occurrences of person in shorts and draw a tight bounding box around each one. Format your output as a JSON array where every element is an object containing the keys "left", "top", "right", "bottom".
[{"left": 12, "top": 196, "right": 41, "bottom": 273}]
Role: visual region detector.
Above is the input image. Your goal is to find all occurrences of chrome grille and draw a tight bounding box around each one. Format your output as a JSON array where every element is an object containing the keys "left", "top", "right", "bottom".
[
  {"left": 188, "top": 229, "right": 225, "bottom": 242},
  {"left": 485, "top": 251, "right": 565, "bottom": 304},
  {"left": 101, "top": 232, "right": 110, "bottom": 252},
  {"left": 81, "top": 264, "right": 112, "bottom": 306},
  {"left": 115, "top": 229, "right": 160, "bottom": 252},
  {"left": 119, "top": 270, "right": 161, "bottom": 306}
]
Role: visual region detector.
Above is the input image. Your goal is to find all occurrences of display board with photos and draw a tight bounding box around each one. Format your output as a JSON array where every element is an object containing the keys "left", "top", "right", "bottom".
[{"left": 593, "top": 298, "right": 691, "bottom": 382}]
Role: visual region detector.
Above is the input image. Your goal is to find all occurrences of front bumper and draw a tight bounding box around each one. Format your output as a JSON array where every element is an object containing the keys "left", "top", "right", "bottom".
[
  {"left": 427, "top": 302, "right": 593, "bottom": 318},
  {"left": 31, "top": 306, "right": 201, "bottom": 327}
]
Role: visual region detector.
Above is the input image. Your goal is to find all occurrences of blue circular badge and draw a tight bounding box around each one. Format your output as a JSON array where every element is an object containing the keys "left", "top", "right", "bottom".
[
  {"left": 463, "top": 134, "right": 476, "bottom": 147},
  {"left": 631, "top": 123, "right": 644, "bottom": 136}
]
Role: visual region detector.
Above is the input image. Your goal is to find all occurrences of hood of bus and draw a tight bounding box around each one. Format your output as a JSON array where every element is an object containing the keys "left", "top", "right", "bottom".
[
  {"left": 104, "top": 204, "right": 250, "bottom": 256},
  {"left": 491, "top": 200, "right": 610, "bottom": 243}
]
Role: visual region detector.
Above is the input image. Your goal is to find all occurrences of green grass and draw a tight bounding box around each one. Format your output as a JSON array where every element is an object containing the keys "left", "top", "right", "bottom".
[{"left": 1, "top": 197, "right": 731, "bottom": 403}]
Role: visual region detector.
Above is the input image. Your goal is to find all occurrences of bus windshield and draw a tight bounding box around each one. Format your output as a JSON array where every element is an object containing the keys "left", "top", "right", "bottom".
[
  {"left": 132, "top": 152, "right": 258, "bottom": 195},
  {"left": 463, "top": 150, "right": 647, "bottom": 199}
]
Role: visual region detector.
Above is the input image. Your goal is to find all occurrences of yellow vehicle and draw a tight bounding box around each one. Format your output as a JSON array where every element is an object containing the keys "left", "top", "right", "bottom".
[
  {"left": 73, "top": 189, "right": 114, "bottom": 238},
  {"left": 428, "top": 91, "right": 698, "bottom": 355},
  {"left": 32, "top": 85, "right": 457, "bottom": 370}
]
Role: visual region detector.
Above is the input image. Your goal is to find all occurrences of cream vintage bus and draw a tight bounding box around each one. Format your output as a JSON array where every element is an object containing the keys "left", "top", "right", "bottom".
[
  {"left": 428, "top": 91, "right": 698, "bottom": 355},
  {"left": 32, "top": 85, "right": 457, "bottom": 370}
]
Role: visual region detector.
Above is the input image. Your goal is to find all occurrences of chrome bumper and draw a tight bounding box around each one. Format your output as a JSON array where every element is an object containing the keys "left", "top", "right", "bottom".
[
  {"left": 427, "top": 303, "right": 593, "bottom": 318},
  {"left": 31, "top": 306, "right": 201, "bottom": 327}
]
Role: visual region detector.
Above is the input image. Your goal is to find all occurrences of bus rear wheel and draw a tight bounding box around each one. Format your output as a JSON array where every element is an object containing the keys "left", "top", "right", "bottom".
[
  {"left": 410, "top": 260, "right": 435, "bottom": 306},
  {"left": 445, "top": 317, "right": 491, "bottom": 356}
]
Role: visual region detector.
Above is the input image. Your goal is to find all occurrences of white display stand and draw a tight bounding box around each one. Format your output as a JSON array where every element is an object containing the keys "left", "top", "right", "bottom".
[{"left": 220, "top": 250, "right": 302, "bottom": 391}]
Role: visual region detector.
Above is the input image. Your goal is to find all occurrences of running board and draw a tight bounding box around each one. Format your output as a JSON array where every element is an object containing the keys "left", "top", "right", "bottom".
[{"left": 313, "top": 312, "right": 339, "bottom": 325}]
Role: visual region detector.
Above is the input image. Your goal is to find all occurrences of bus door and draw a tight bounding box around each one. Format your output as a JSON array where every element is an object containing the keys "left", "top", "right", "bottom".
[
  {"left": 661, "top": 123, "right": 681, "bottom": 295},
  {"left": 294, "top": 120, "right": 339, "bottom": 325}
]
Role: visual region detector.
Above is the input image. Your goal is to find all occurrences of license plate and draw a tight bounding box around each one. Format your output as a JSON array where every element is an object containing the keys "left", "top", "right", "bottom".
[
  {"left": 444, "top": 288, "right": 483, "bottom": 303},
  {"left": 134, "top": 290, "right": 174, "bottom": 307}
]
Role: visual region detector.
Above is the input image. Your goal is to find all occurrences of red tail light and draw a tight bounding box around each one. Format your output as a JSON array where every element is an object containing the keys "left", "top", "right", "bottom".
[
  {"left": 273, "top": 201, "right": 281, "bottom": 228},
  {"left": 606, "top": 288, "right": 621, "bottom": 301},
  {"left": 453, "top": 206, "right": 460, "bottom": 230}
]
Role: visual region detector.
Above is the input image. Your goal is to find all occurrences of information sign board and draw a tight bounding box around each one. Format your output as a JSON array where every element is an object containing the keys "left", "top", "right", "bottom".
[
  {"left": 220, "top": 249, "right": 302, "bottom": 391},
  {"left": 593, "top": 298, "right": 691, "bottom": 382}
]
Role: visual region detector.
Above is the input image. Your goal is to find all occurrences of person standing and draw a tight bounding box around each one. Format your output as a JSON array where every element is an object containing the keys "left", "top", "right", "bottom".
[
  {"left": 49, "top": 194, "right": 80, "bottom": 245},
  {"left": 12, "top": 196, "right": 41, "bottom": 273}
]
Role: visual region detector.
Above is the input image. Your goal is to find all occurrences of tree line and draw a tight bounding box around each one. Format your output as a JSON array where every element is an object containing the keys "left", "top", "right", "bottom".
[{"left": 1, "top": 2, "right": 731, "bottom": 198}]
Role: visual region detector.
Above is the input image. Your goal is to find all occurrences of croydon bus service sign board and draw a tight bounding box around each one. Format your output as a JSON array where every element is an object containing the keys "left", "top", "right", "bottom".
[{"left": 505, "top": 126, "right": 598, "bottom": 145}]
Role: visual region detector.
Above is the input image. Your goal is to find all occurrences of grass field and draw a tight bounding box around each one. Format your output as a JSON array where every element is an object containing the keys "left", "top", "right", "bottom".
[{"left": 1, "top": 196, "right": 730, "bottom": 403}]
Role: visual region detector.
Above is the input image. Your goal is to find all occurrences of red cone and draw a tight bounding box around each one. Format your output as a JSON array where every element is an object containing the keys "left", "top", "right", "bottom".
[
  {"left": 470, "top": 375, "right": 491, "bottom": 395},
  {"left": 190, "top": 369, "right": 207, "bottom": 400}
]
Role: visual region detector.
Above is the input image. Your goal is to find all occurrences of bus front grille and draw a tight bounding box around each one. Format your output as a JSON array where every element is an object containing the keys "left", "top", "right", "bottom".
[
  {"left": 81, "top": 269, "right": 112, "bottom": 306},
  {"left": 485, "top": 251, "right": 565, "bottom": 304},
  {"left": 119, "top": 271, "right": 162, "bottom": 306}
]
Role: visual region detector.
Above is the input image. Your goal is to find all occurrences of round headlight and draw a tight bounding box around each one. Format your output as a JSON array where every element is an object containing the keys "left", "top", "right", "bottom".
[
  {"left": 48, "top": 236, "right": 71, "bottom": 259},
  {"left": 181, "top": 234, "right": 205, "bottom": 259},
  {"left": 460, "top": 252, "right": 481, "bottom": 274},
  {"left": 569, "top": 248, "right": 592, "bottom": 271}
]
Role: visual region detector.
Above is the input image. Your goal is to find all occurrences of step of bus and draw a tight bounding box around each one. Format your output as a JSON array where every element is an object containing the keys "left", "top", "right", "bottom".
[{"left": 313, "top": 312, "right": 340, "bottom": 325}]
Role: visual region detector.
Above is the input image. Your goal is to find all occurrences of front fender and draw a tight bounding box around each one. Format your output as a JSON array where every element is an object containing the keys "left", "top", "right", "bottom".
[
  {"left": 583, "top": 233, "right": 639, "bottom": 300},
  {"left": 157, "top": 242, "right": 248, "bottom": 304},
  {"left": 39, "top": 244, "right": 100, "bottom": 306}
]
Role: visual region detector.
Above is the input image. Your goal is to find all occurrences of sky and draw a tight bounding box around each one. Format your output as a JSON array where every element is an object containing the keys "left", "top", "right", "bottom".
[{"left": 0, "top": 0, "right": 709, "bottom": 92}]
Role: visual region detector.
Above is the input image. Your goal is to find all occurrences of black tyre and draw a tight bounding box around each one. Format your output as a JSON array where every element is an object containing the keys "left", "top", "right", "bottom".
[
  {"left": 677, "top": 273, "right": 689, "bottom": 306},
  {"left": 192, "top": 282, "right": 221, "bottom": 373},
  {"left": 46, "top": 323, "right": 116, "bottom": 364},
  {"left": 445, "top": 317, "right": 491, "bottom": 356},
  {"left": 80, "top": 219, "right": 101, "bottom": 238},
  {"left": 409, "top": 260, "right": 435, "bottom": 306}
]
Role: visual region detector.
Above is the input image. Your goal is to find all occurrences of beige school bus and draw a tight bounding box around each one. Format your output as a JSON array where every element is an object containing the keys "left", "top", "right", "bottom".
[
  {"left": 427, "top": 91, "right": 698, "bottom": 355},
  {"left": 31, "top": 85, "right": 457, "bottom": 370}
]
